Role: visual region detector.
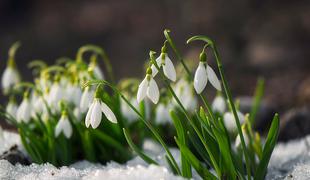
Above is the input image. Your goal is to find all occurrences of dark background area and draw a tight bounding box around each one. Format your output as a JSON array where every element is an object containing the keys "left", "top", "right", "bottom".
[{"left": 0, "top": 0, "right": 309, "bottom": 136}]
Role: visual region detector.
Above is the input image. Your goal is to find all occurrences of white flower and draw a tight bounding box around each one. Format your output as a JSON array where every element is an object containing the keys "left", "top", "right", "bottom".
[
  {"left": 173, "top": 78, "right": 197, "bottom": 112},
  {"left": 194, "top": 62, "right": 221, "bottom": 94},
  {"left": 155, "top": 103, "right": 172, "bottom": 125},
  {"left": 48, "top": 83, "right": 64, "bottom": 111},
  {"left": 137, "top": 75, "right": 159, "bottom": 104},
  {"left": 121, "top": 98, "right": 139, "bottom": 122},
  {"left": 73, "top": 107, "right": 82, "bottom": 121},
  {"left": 55, "top": 114, "right": 72, "bottom": 138},
  {"left": 6, "top": 101, "right": 18, "bottom": 119},
  {"left": 85, "top": 98, "right": 117, "bottom": 129},
  {"left": 212, "top": 95, "right": 226, "bottom": 114},
  {"left": 151, "top": 53, "right": 176, "bottom": 82},
  {"left": 94, "top": 66, "right": 104, "bottom": 80},
  {"left": 80, "top": 87, "right": 94, "bottom": 113},
  {"left": 66, "top": 84, "right": 82, "bottom": 106},
  {"left": 16, "top": 98, "right": 32, "bottom": 123},
  {"left": 223, "top": 111, "right": 245, "bottom": 133},
  {"left": 1, "top": 67, "right": 20, "bottom": 92},
  {"left": 32, "top": 96, "right": 45, "bottom": 118}
]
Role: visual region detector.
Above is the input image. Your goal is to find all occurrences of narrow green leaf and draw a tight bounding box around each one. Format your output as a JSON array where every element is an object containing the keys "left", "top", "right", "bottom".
[
  {"left": 254, "top": 114, "right": 280, "bottom": 180},
  {"left": 92, "top": 129, "right": 131, "bottom": 158},
  {"left": 123, "top": 128, "right": 158, "bottom": 165},
  {"left": 175, "top": 137, "right": 217, "bottom": 180},
  {"left": 250, "top": 78, "right": 265, "bottom": 125},
  {"left": 212, "top": 126, "right": 236, "bottom": 180},
  {"left": 170, "top": 110, "right": 192, "bottom": 178}
]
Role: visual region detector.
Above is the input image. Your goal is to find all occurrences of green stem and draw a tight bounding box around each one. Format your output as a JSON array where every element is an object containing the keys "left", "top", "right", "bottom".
[
  {"left": 164, "top": 30, "right": 217, "bottom": 123},
  {"left": 83, "top": 80, "right": 181, "bottom": 175},
  {"left": 211, "top": 43, "right": 251, "bottom": 180},
  {"left": 76, "top": 45, "right": 115, "bottom": 83},
  {"left": 149, "top": 51, "right": 221, "bottom": 177},
  {"left": 186, "top": 35, "right": 251, "bottom": 179}
]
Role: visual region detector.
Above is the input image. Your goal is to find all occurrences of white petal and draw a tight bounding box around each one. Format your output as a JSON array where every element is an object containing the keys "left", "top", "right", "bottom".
[
  {"left": 17, "top": 99, "right": 31, "bottom": 123},
  {"left": 223, "top": 111, "right": 245, "bottom": 132},
  {"left": 62, "top": 118, "right": 73, "bottom": 138},
  {"left": 151, "top": 56, "right": 162, "bottom": 77},
  {"left": 212, "top": 96, "right": 226, "bottom": 113},
  {"left": 155, "top": 104, "right": 171, "bottom": 124},
  {"left": 6, "top": 102, "right": 18, "bottom": 119},
  {"left": 80, "top": 88, "right": 93, "bottom": 113},
  {"left": 163, "top": 55, "right": 176, "bottom": 82},
  {"left": 94, "top": 66, "right": 104, "bottom": 79},
  {"left": 137, "top": 77, "right": 148, "bottom": 103},
  {"left": 1, "top": 67, "right": 20, "bottom": 90},
  {"left": 90, "top": 100, "right": 102, "bottom": 128},
  {"left": 223, "top": 112, "right": 236, "bottom": 132},
  {"left": 147, "top": 78, "right": 159, "bottom": 104},
  {"left": 55, "top": 120, "right": 63, "bottom": 137},
  {"left": 85, "top": 101, "right": 95, "bottom": 128},
  {"left": 194, "top": 62, "right": 207, "bottom": 94},
  {"left": 207, "top": 65, "right": 222, "bottom": 91},
  {"left": 100, "top": 102, "right": 117, "bottom": 123}
]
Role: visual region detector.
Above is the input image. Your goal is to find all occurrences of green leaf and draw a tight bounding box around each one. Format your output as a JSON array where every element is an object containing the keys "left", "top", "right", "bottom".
[
  {"left": 250, "top": 78, "right": 265, "bottom": 125},
  {"left": 92, "top": 129, "right": 131, "bottom": 159},
  {"left": 254, "top": 114, "right": 280, "bottom": 180},
  {"left": 170, "top": 110, "right": 192, "bottom": 178},
  {"left": 212, "top": 126, "right": 236, "bottom": 179},
  {"left": 123, "top": 128, "right": 158, "bottom": 165},
  {"left": 175, "top": 137, "right": 217, "bottom": 180}
]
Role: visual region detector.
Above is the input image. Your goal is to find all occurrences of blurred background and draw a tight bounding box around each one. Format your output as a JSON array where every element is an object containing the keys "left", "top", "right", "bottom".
[{"left": 0, "top": 0, "right": 309, "bottom": 140}]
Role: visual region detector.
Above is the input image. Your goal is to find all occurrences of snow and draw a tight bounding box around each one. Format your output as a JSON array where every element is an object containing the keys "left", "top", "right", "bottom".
[
  {"left": 267, "top": 136, "right": 310, "bottom": 179},
  {"left": 2, "top": 130, "right": 310, "bottom": 179}
]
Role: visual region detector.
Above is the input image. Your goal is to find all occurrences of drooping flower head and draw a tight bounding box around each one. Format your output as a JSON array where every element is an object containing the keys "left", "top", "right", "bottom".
[
  {"left": 1, "top": 42, "right": 21, "bottom": 94},
  {"left": 173, "top": 78, "right": 197, "bottom": 112},
  {"left": 212, "top": 93, "right": 226, "bottom": 114},
  {"left": 55, "top": 111, "right": 73, "bottom": 138},
  {"left": 223, "top": 110, "right": 245, "bottom": 133},
  {"left": 85, "top": 86, "right": 117, "bottom": 129},
  {"left": 194, "top": 51, "right": 221, "bottom": 94},
  {"left": 151, "top": 42, "right": 176, "bottom": 82},
  {"left": 16, "top": 91, "right": 32, "bottom": 123},
  {"left": 137, "top": 67, "right": 160, "bottom": 104},
  {"left": 6, "top": 96, "right": 18, "bottom": 120}
]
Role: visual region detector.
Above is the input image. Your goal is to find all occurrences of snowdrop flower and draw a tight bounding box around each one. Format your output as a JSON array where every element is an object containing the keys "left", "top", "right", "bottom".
[
  {"left": 48, "top": 81, "right": 64, "bottom": 111},
  {"left": 1, "top": 66, "right": 20, "bottom": 93},
  {"left": 155, "top": 103, "right": 173, "bottom": 125},
  {"left": 151, "top": 44, "right": 176, "bottom": 82},
  {"left": 73, "top": 107, "right": 82, "bottom": 121},
  {"left": 6, "top": 99, "right": 18, "bottom": 119},
  {"left": 212, "top": 94, "right": 226, "bottom": 114},
  {"left": 90, "top": 55, "right": 104, "bottom": 79},
  {"left": 173, "top": 78, "right": 197, "bottom": 112},
  {"left": 194, "top": 52, "right": 221, "bottom": 94},
  {"left": 223, "top": 111, "right": 245, "bottom": 133},
  {"left": 32, "top": 95, "right": 45, "bottom": 118},
  {"left": 55, "top": 112, "right": 72, "bottom": 138},
  {"left": 235, "top": 125, "right": 249, "bottom": 149},
  {"left": 137, "top": 68, "right": 160, "bottom": 104},
  {"left": 1, "top": 42, "right": 21, "bottom": 93},
  {"left": 17, "top": 94, "right": 32, "bottom": 123},
  {"left": 121, "top": 98, "right": 139, "bottom": 122},
  {"left": 66, "top": 83, "right": 82, "bottom": 106},
  {"left": 80, "top": 87, "right": 94, "bottom": 113},
  {"left": 85, "top": 87, "right": 117, "bottom": 128}
]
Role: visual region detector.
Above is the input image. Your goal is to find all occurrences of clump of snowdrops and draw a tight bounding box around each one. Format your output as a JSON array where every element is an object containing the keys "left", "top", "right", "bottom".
[{"left": 1, "top": 30, "right": 279, "bottom": 180}]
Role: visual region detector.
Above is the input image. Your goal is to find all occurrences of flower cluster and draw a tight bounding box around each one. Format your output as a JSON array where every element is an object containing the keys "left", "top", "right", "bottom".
[{"left": 0, "top": 31, "right": 279, "bottom": 180}]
